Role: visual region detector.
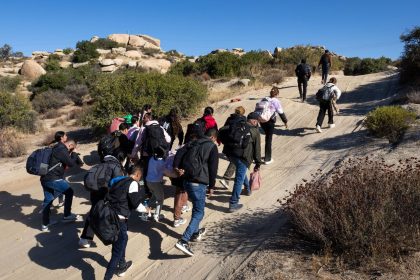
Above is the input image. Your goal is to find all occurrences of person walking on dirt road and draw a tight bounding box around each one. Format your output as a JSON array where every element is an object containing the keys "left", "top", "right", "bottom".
[
  {"left": 318, "top": 50, "right": 332, "bottom": 85},
  {"left": 315, "top": 77, "right": 342, "bottom": 133},
  {"left": 295, "top": 58, "right": 312, "bottom": 102}
]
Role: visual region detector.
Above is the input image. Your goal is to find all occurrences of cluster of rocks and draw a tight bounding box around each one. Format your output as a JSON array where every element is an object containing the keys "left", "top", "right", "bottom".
[{"left": 210, "top": 48, "right": 247, "bottom": 56}]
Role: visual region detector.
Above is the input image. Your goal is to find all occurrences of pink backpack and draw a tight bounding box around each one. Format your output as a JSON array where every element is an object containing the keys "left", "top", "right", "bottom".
[
  {"left": 255, "top": 97, "right": 273, "bottom": 123},
  {"left": 107, "top": 118, "right": 125, "bottom": 134}
]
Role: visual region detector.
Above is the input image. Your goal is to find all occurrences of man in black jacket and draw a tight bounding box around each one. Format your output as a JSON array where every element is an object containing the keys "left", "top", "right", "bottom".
[
  {"left": 295, "top": 58, "right": 311, "bottom": 102},
  {"left": 40, "top": 132, "right": 83, "bottom": 231},
  {"left": 173, "top": 125, "right": 219, "bottom": 256},
  {"left": 104, "top": 164, "right": 145, "bottom": 280}
]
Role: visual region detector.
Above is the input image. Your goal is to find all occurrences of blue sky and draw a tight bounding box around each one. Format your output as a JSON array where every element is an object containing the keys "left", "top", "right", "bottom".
[{"left": 1, "top": 0, "right": 418, "bottom": 59}]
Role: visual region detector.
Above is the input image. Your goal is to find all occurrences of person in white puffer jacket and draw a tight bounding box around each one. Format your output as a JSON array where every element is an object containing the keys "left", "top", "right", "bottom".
[{"left": 316, "top": 77, "right": 342, "bottom": 133}]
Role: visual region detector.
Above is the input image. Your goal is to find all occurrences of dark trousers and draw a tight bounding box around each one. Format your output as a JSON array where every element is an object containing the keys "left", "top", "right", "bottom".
[
  {"left": 297, "top": 78, "right": 308, "bottom": 101},
  {"left": 104, "top": 220, "right": 128, "bottom": 280},
  {"left": 223, "top": 160, "right": 236, "bottom": 180},
  {"left": 141, "top": 156, "right": 152, "bottom": 196},
  {"left": 321, "top": 68, "right": 329, "bottom": 83},
  {"left": 80, "top": 191, "right": 106, "bottom": 240},
  {"left": 260, "top": 120, "right": 275, "bottom": 161},
  {"left": 41, "top": 182, "right": 73, "bottom": 226},
  {"left": 316, "top": 100, "right": 334, "bottom": 127}
]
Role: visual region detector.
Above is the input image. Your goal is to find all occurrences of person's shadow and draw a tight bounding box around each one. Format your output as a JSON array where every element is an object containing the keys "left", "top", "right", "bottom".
[{"left": 28, "top": 221, "right": 108, "bottom": 279}]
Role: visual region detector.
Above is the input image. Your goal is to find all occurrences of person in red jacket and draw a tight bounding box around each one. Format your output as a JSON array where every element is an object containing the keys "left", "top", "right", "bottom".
[{"left": 201, "top": 106, "right": 218, "bottom": 131}]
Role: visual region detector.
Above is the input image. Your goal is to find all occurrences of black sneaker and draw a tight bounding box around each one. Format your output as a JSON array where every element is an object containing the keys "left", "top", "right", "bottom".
[
  {"left": 175, "top": 239, "right": 194, "bottom": 256},
  {"left": 191, "top": 228, "right": 206, "bottom": 242},
  {"left": 116, "top": 261, "right": 132, "bottom": 277},
  {"left": 229, "top": 203, "right": 243, "bottom": 213}
]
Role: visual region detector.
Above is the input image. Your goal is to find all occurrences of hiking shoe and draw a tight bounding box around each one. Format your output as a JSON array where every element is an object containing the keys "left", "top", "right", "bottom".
[
  {"left": 153, "top": 214, "right": 165, "bottom": 222},
  {"left": 191, "top": 228, "right": 206, "bottom": 242},
  {"left": 181, "top": 204, "right": 191, "bottom": 214},
  {"left": 139, "top": 212, "right": 149, "bottom": 222},
  {"left": 219, "top": 179, "right": 229, "bottom": 189},
  {"left": 316, "top": 125, "right": 323, "bottom": 133},
  {"left": 62, "top": 213, "right": 79, "bottom": 222},
  {"left": 41, "top": 220, "right": 58, "bottom": 232},
  {"left": 174, "top": 218, "right": 187, "bottom": 228},
  {"left": 328, "top": 123, "right": 335, "bottom": 128},
  {"left": 78, "top": 238, "right": 91, "bottom": 248},
  {"left": 264, "top": 159, "right": 273, "bottom": 165},
  {"left": 175, "top": 240, "right": 194, "bottom": 256},
  {"left": 116, "top": 260, "right": 132, "bottom": 277},
  {"left": 56, "top": 201, "right": 64, "bottom": 208},
  {"left": 229, "top": 204, "right": 243, "bottom": 213}
]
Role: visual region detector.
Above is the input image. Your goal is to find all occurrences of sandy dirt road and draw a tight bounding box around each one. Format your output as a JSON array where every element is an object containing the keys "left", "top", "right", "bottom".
[{"left": 0, "top": 71, "right": 399, "bottom": 280}]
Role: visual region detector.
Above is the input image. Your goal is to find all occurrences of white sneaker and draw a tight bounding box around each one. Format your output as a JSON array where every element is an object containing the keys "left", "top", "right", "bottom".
[
  {"left": 174, "top": 217, "right": 187, "bottom": 228},
  {"left": 219, "top": 179, "right": 229, "bottom": 189},
  {"left": 153, "top": 214, "right": 165, "bottom": 222},
  {"left": 264, "top": 159, "right": 274, "bottom": 165},
  {"left": 62, "top": 213, "right": 79, "bottom": 222},
  {"left": 181, "top": 205, "right": 191, "bottom": 214},
  {"left": 328, "top": 123, "right": 335, "bottom": 128},
  {"left": 316, "top": 125, "right": 323, "bottom": 133},
  {"left": 41, "top": 220, "right": 58, "bottom": 232},
  {"left": 78, "top": 238, "right": 91, "bottom": 248}
]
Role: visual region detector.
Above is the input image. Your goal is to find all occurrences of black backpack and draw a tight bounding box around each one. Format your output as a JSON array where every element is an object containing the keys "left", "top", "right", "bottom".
[
  {"left": 184, "top": 120, "right": 206, "bottom": 144},
  {"left": 98, "top": 131, "right": 121, "bottom": 161},
  {"left": 180, "top": 138, "right": 213, "bottom": 180},
  {"left": 219, "top": 118, "right": 251, "bottom": 149},
  {"left": 316, "top": 85, "right": 334, "bottom": 101},
  {"left": 26, "top": 146, "right": 61, "bottom": 176},
  {"left": 83, "top": 162, "right": 118, "bottom": 192},
  {"left": 142, "top": 123, "right": 169, "bottom": 157},
  {"left": 89, "top": 198, "right": 120, "bottom": 246}
]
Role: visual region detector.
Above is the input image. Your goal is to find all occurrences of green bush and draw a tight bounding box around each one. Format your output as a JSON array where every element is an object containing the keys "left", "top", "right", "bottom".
[
  {"left": 284, "top": 157, "right": 420, "bottom": 268},
  {"left": 344, "top": 56, "right": 391, "bottom": 75},
  {"left": 63, "top": 48, "right": 73, "bottom": 55},
  {"left": 45, "top": 54, "right": 61, "bottom": 71},
  {"left": 72, "top": 40, "right": 100, "bottom": 63},
  {"left": 0, "top": 76, "right": 21, "bottom": 93},
  {"left": 83, "top": 71, "right": 207, "bottom": 129},
  {"left": 168, "top": 60, "right": 199, "bottom": 76},
  {"left": 142, "top": 47, "right": 161, "bottom": 56},
  {"left": 0, "top": 91, "right": 38, "bottom": 132},
  {"left": 92, "top": 38, "right": 121, "bottom": 50},
  {"left": 400, "top": 26, "right": 420, "bottom": 85},
  {"left": 31, "top": 90, "right": 70, "bottom": 113},
  {"left": 365, "top": 106, "right": 416, "bottom": 143},
  {"left": 63, "top": 84, "right": 89, "bottom": 106},
  {"left": 197, "top": 52, "right": 241, "bottom": 78},
  {"left": 31, "top": 71, "right": 69, "bottom": 93}
]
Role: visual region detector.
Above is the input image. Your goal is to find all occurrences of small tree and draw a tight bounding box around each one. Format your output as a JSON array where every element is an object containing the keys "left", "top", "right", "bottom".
[
  {"left": 0, "top": 44, "right": 12, "bottom": 60},
  {"left": 72, "top": 40, "right": 99, "bottom": 63},
  {"left": 400, "top": 26, "right": 420, "bottom": 85}
]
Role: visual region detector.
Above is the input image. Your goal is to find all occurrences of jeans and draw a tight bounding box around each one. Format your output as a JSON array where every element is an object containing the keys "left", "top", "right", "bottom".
[
  {"left": 41, "top": 179, "right": 73, "bottom": 225},
  {"left": 260, "top": 120, "right": 275, "bottom": 161},
  {"left": 316, "top": 100, "right": 334, "bottom": 127},
  {"left": 81, "top": 191, "right": 106, "bottom": 240},
  {"left": 182, "top": 182, "right": 206, "bottom": 242},
  {"left": 104, "top": 220, "right": 128, "bottom": 280},
  {"left": 297, "top": 78, "right": 308, "bottom": 101},
  {"left": 230, "top": 157, "right": 249, "bottom": 205},
  {"left": 321, "top": 67, "right": 329, "bottom": 83}
]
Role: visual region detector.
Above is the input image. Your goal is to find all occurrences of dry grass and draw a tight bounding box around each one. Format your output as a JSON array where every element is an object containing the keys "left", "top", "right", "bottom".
[
  {"left": 40, "top": 131, "right": 56, "bottom": 146},
  {"left": 283, "top": 156, "right": 420, "bottom": 269},
  {"left": 0, "top": 127, "right": 27, "bottom": 158},
  {"left": 51, "top": 118, "right": 66, "bottom": 128},
  {"left": 407, "top": 90, "right": 420, "bottom": 104},
  {"left": 43, "top": 109, "right": 61, "bottom": 119}
]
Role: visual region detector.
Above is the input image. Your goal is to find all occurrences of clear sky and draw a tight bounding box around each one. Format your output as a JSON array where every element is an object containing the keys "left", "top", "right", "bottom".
[{"left": 1, "top": 0, "right": 418, "bottom": 59}]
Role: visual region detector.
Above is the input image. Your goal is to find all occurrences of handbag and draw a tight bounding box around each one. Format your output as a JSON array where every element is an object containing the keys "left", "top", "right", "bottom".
[{"left": 250, "top": 170, "right": 262, "bottom": 191}]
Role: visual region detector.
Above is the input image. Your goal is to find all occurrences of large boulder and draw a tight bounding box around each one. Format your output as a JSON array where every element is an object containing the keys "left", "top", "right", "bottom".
[
  {"left": 108, "top": 34, "right": 130, "bottom": 46},
  {"left": 100, "top": 59, "right": 115, "bottom": 66},
  {"left": 101, "top": 65, "right": 117, "bottom": 72},
  {"left": 137, "top": 58, "right": 171, "bottom": 73},
  {"left": 139, "top": 34, "right": 160, "bottom": 47},
  {"left": 124, "top": 50, "right": 143, "bottom": 58},
  {"left": 128, "top": 61, "right": 137, "bottom": 68},
  {"left": 97, "top": 49, "right": 111, "bottom": 55},
  {"left": 59, "top": 61, "right": 72, "bottom": 68},
  {"left": 112, "top": 47, "right": 126, "bottom": 55},
  {"left": 90, "top": 36, "right": 99, "bottom": 43},
  {"left": 128, "top": 35, "right": 160, "bottom": 50},
  {"left": 19, "top": 60, "right": 46, "bottom": 80},
  {"left": 73, "top": 61, "right": 89, "bottom": 69},
  {"left": 113, "top": 59, "right": 123, "bottom": 66},
  {"left": 32, "top": 51, "right": 50, "bottom": 57},
  {"left": 211, "top": 49, "right": 228, "bottom": 54}
]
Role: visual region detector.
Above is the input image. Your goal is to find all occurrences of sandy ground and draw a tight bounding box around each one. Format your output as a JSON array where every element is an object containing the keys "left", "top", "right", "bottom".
[{"left": 0, "top": 70, "right": 406, "bottom": 280}]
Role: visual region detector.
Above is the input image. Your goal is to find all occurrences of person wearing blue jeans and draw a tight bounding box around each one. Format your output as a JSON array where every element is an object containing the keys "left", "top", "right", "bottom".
[
  {"left": 229, "top": 156, "right": 250, "bottom": 207},
  {"left": 41, "top": 179, "right": 74, "bottom": 227},
  {"left": 181, "top": 182, "right": 207, "bottom": 242},
  {"left": 104, "top": 221, "right": 129, "bottom": 280}
]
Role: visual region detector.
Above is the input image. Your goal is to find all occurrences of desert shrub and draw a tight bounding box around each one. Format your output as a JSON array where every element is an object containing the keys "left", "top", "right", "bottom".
[
  {"left": 400, "top": 26, "right": 420, "bottom": 85},
  {"left": 166, "top": 50, "right": 183, "bottom": 58},
  {"left": 0, "top": 91, "right": 38, "bottom": 132},
  {"left": 364, "top": 106, "right": 416, "bottom": 143},
  {"left": 63, "top": 48, "right": 73, "bottom": 55},
  {"left": 63, "top": 84, "right": 89, "bottom": 106},
  {"left": 142, "top": 47, "right": 161, "bottom": 56},
  {"left": 31, "top": 90, "right": 70, "bottom": 113},
  {"left": 407, "top": 90, "right": 420, "bottom": 104},
  {"left": 238, "top": 50, "right": 273, "bottom": 77},
  {"left": 168, "top": 60, "right": 199, "bottom": 76},
  {"left": 197, "top": 52, "right": 241, "bottom": 78},
  {"left": 44, "top": 54, "right": 61, "bottom": 72},
  {"left": 344, "top": 56, "right": 391, "bottom": 75},
  {"left": 259, "top": 68, "right": 284, "bottom": 85},
  {"left": 92, "top": 38, "right": 121, "bottom": 50},
  {"left": 84, "top": 71, "right": 207, "bottom": 129},
  {"left": 283, "top": 157, "right": 420, "bottom": 267},
  {"left": 43, "top": 109, "right": 61, "bottom": 119},
  {"left": 0, "top": 127, "right": 26, "bottom": 157},
  {"left": 0, "top": 76, "right": 21, "bottom": 93},
  {"left": 72, "top": 40, "right": 100, "bottom": 63},
  {"left": 0, "top": 44, "right": 12, "bottom": 61}
]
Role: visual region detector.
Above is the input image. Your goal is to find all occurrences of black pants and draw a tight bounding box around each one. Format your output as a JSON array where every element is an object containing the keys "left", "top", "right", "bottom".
[
  {"left": 260, "top": 120, "right": 275, "bottom": 161},
  {"left": 321, "top": 68, "right": 329, "bottom": 83},
  {"left": 316, "top": 100, "right": 334, "bottom": 127},
  {"left": 297, "top": 78, "right": 308, "bottom": 101},
  {"left": 141, "top": 156, "right": 152, "bottom": 197},
  {"left": 80, "top": 190, "right": 106, "bottom": 240}
]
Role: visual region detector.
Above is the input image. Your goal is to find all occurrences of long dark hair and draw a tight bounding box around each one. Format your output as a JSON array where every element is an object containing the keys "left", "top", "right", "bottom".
[
  {"left": 169, "top": 108, "right": 182, "bottom": 136},
  {"left": 50, "top": 131, "right": 65, "bottom": 145},
  {"left": 203, "top": 106, "right": 214, "bottom": 116}
]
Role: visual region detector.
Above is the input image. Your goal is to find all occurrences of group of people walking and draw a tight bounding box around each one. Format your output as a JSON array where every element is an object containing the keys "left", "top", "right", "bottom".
[{"left": 36, "top": 52, "right": 342, "bottom": 279}]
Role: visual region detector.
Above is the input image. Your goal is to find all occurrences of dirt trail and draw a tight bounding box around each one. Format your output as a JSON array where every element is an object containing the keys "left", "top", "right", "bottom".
[{"left": 0, "top": 71, "right": 399, "bottom": 280}]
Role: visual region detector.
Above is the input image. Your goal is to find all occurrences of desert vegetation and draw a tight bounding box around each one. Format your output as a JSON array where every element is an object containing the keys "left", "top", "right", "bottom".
[
  {"left": 365, "top": 106, "right": 417, "bottom": 144},
  {"left": 344, "top": 56, "right": 392, "bottom": 75},
  {"left": 400, "top": 26, "right": 420, "bottom": 86},
  {"left": 283, "top": 156, "right": 420, "bottom": 269}
]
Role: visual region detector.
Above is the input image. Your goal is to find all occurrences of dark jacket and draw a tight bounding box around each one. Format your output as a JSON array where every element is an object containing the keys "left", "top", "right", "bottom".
[
  {"left": 41, "top": 142, "right": 80, "bottom": 182},
  {"left": 107, "top": 177, "right": 144, "bottom": 218},
  {"left": 318, "top": 53, "right": 332, "bottom": 69},
  {"left": 223, "top": 113, "right": 246, "bottom": 126},
  {"left": 159, "top": 115, "right": 184, "bottom": 148},
  {"left": 173, "top": 137, "right": 219, "bottom": 189},
  {"left": 242, "top": 124, "right": 264, "bottom": 168},
  {"left": 221, "top": 114, "right": 249, "bottom": 158},
  {"left": 295, "top": 63, "right": 311, "bottom": 80}
]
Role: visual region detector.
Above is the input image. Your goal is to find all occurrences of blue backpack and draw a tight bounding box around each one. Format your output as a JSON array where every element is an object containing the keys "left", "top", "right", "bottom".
[{"left": 26, "top": 147, "right": 61, "bottom": 176}]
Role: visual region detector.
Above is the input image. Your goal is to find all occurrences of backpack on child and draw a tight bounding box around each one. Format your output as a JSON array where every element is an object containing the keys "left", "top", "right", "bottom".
[
  {"left": 84, "top": 162, "right": 117, "bottom": 192},
  {"left": 316, "top": 84, "right": 335, "bottom": 101},
  {"left": 254, "top": 97, "right": 274, "bottom": 123},
  {"left": 142, "top": 123, "right": 169, "bottom": 158},
  {"left": 26, "top": 146, "right": 61, "bottom": 176},
  {"left": 179, "top": 138, "right": 213, "bottom": 180},
  {"left": 98, "top": 131, "right": 122, "bottom": 160},
  {"left": 219, "top": 117, "right": 251, "bottom": 157}
]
